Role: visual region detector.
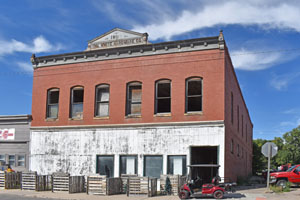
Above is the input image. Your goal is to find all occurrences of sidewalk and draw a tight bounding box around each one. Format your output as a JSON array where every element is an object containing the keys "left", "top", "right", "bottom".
[{"left": 1, "top": 187, "right": 300, "bottom": 200}]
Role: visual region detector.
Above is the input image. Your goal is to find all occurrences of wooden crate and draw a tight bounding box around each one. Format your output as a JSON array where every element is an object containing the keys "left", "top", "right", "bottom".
[
  {"left": 160, "top": 175, "right": 186, "bottom": 195},
  {"left": 0, "top": 172, "right": 21, "bottom": 189},
  {"left": 36, "top": 175, "right": 52, "bottom": 191},
  {"left": 52, "top": 173, "right": 85, "bottom": 193},
  {"left": 121, "top": 174, "right": 138, "bottom": 193},
  {"left": 106, "top": 177, "right": 122, "bottom": 195},
  {"left": 127, "top": 177, "right": 157, "bottom": 197},
  {"left": 87, "top": 175, "right": 107, "bottom": 195},
  {"left": 21, "top": 172, "right": 37, "bottom": 190},
  {"left": 0, "top": 171, "right": 4, "bottom": 189}
]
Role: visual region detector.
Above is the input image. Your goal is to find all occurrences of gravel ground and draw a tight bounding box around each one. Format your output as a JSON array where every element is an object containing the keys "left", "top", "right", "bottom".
[{"left": 0, "top": 186, "right": 300, "bottom": 200}]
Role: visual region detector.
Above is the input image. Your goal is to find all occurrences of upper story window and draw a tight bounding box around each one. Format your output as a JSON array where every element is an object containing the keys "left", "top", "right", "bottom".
[
  {"left": 230, "top": 139, "right": 234, "bottom": 154},
  {"left": 95, "top": 84, "right": 110, "bottom": 117},
  {"left": 126, "top": 82, "right": 142, "bottom": 116},
  {"left": 186, "top": 77, "right": 202, "bottom": 112},
  {"left": 70, "top": 86, "right": 84, "bottom": 119},
  {"left": 231, "top": 92, "right": 234, "bottom": 124},
  {"left": 237, "top": 105, "right": 240, "bottom": 132},
  {"left": 46, "top": 88, "right": 59, "bottom": 119},
  {"left": 155, "top": 79, "right": 171, "bottom": 114}
]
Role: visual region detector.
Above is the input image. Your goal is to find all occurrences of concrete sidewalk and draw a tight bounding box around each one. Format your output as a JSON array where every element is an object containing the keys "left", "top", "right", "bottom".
[{"left": 1, "top": 187, "right": 300, "bottom": 200}]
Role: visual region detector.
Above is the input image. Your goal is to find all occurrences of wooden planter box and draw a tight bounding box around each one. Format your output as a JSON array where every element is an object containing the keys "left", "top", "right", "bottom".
[
  {"left": 0, "top": 171, "right": 21, "bottom": 189},
  {"left": 52, "top": 173, "right": 85, "bottom": 193},
  {"left": 160, "top": 175, "right": 187, "bottom": 195},
  {"left": 87, "top": 175, "right": 122, "bottom": 195},
  {"left": 121, "top": 174, "right": 138, "bottom": 193},
  {"left": 127, "top": 177, "right": 157, "bottom": 197},
  {"left": 21, "top": 172, "right": 51, "bottom": 191}
]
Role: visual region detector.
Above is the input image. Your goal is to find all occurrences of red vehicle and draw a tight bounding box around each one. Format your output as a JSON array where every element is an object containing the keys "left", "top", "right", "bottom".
[
  {"left": 270, "top": 164, "right": 300, "bottom": 187},
  {"left": 179, "top": 164, "right": 236, "bottom": 199}
]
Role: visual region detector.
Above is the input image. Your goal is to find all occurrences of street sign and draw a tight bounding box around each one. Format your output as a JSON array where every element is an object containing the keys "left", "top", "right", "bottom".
[
  {"left": 261, "top": 142, "right": 278, "bottom": 189},
  {"left": 261, "top": 142, "right": 278, "bottom": 158}
]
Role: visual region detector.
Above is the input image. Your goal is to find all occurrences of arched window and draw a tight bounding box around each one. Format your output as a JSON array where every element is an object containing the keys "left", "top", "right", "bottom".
[
  {"left": 46, "top": 88, "right": 59, "bottom": 119},
  {"left": 95, "top": 84, "right": 110, "bottom": 117},
  {"left": 185, "top": 77, "right": 202, "bottom": 112},
  {"left": 155, "top": 79, "right": 171, "bottom": 114},
  {"left": 126, "top": 82, "right": 142, "bottom": 116},
  {"left": 70, "top": 86, "right": 84, "bottom": 119}
]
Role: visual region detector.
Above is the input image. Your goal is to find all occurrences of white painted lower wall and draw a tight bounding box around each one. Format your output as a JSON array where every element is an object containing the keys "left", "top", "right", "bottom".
[{"left": 30, "top": 122, "right": 225, "bottom": 178}]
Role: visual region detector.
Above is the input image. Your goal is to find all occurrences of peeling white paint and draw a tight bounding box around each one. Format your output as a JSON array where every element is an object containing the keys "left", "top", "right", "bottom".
[{"left": 30, "top": 124, "right": 225, "bottom": 177}]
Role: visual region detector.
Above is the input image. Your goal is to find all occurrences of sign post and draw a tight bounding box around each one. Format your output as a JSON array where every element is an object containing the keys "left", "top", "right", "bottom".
[{"left": 261, "top": 142, "right": 278, "bottom": 188}]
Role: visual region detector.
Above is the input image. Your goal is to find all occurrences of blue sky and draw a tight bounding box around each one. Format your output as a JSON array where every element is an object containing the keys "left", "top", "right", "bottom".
[{"left": 0, "top": 0, "right": 300, "bottom": 140}]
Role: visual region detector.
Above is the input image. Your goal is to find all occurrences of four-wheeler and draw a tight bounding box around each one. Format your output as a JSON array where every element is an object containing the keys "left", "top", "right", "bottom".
[{"left": 179, "top": 164, "right": 236, "bottom": 199}]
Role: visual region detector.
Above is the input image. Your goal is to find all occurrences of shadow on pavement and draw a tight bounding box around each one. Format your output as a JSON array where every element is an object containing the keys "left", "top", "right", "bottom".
[{"left": 224, "top": 193, "right": 246, "bottom": 199}]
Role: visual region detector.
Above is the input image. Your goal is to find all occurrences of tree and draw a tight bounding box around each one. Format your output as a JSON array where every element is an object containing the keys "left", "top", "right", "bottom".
[
  {"left": 252, "top": 139, "right": 267, "bottom": 174},
  {"left": 281, "top": 126, "right": 300, "bottom": 164}
]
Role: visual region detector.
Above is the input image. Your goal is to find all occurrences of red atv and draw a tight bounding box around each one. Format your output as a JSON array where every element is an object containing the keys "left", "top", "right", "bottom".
[{"left": 179, "top": 164, "right": 236, "bottom": 199}]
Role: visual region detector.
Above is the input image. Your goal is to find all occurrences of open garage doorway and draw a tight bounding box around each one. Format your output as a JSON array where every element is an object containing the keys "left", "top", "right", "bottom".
[{"left": 190, "top": 146, "right": 219, "bottom": 186}]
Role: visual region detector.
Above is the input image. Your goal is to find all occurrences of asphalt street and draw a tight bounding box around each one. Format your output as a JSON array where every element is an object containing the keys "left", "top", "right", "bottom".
[{"left": 0, "top": 194, "right": 61, "bottom": 200}]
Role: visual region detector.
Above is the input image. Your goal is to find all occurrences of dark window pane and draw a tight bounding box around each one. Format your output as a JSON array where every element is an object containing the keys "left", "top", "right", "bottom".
[
  {"left": 8, "top": 155, "right": 15, "bottom": 166},
  {"left": 49, "top": 90, "right": 59, "bottom": 104},
  {"left": 157, "top": 83, "right": 170, "bottom": 98},
  {"left": 97, "top": 87, "right": 109, "bottom": 102},
  {"left": 120, "top": 156, "right": 137, "bottom": 175},
  {"left": 188, "top": 80, "right": 201, "bottom": 96},
  {"left": 73, "top": 89, "right": 84, "bottom": 103},
  {"left": 188, "top": 97, "right": 202, "bottom": 112},
  {"left": 96, "top": 156, "right": 114, "bottom": 178},
  {"left": 144, "top": 156, "right": 163, "bottom": 178},
  {"left": 157, "top": 98, "right": 171, "bottom": 113}
]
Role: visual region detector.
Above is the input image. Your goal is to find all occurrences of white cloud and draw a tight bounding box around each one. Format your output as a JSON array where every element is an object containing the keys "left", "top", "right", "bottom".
[
  {"left": 270, "top": 72, "right": 300, "bottom": 90},
  {"left": 0, "top": 36, "right": 63, "bottom": 56},
  {"left": 132, "top": 1, "right": 300, "bottom": 40},
  {"left": 231, "top": 49, "right": 282, "bottom": 71},
  {"left": 16, "top": 62, "right": 33, "bottom": 73}
]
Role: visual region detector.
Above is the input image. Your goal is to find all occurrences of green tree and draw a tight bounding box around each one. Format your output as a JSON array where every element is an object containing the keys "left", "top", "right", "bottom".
[
  {"left": 252, "top": 139, "right": 267, "bottom": 174},
  {"left": 281, "top": 126, "right": 300, "bottom": 164}
]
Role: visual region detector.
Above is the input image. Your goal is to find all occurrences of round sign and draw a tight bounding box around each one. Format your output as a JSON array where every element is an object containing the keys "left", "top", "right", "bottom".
[{"left": 261, "top": 142, "right": 278, "bottom": 158}]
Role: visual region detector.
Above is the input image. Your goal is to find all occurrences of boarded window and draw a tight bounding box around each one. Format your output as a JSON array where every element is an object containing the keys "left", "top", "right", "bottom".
[
  {"left": 8, "top": 155, "right": 15, "bottom": 166},
  {"left": 120, "top": 155, "right": 137, "bottom": 175},
  {"left": 126, "top": 82, "right": 142, "bottom": 115},
  {"left": 17, "top": 155, "right": 25, "bottom": 167},
  {"left": 47, "top": 89, "right": 59, "bottom": 118},
  {"left": 167, "top": 155, "right": 187, "bottom": 175},
  {"left": 96, "top": 155, "right": 114, "bottom": 178},
  {"left": 70, "top": 87, "right": 84, "bottom": 118},
  {"left": 144, "top": 156, "right": 163, "bottom": 178},
  {"left": 155, "top": 80, "right": 171, "bottom": 114},
  {"left": 186, "top": 77, "right": 202, "bottom": 112},
  {"left": 95, "top": 84, "right": 109, "bottom": 117}
]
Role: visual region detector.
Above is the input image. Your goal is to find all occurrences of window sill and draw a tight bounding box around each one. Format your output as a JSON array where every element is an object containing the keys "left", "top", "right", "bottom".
[
  {"left": 94, "top": 116, "right": 109, "bottom": 120},
  {"left": 125, "top": 114, "right": 142, "bottom": 119},
  {"left": 184, "top": 111, "right": 203, "bottom": 116},
  {"left": 154, "top": 113, "right": 172, "bottom": 117},
  {"left": 68, "top": 118, "right": 83, "bottom": 121},
  {"left": 45, "top": 118, "right": 58, "bottom": 122}
]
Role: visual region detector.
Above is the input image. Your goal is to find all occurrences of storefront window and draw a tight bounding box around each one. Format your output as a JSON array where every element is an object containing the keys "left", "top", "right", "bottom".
[
  {"left": 96, "top": 155, "right": 114, "bottom": 177},
  {"left": 8, "top": 155, "right": 15, "bottom": 166},
  {"left": 167, "top": 155, "right": 187, "bottom": 175},
  {"left": 144, "top": 155, "right": 163, "bottom": 178},
  {"left": 0, "top": 155, "right": 5, "bottom": 165},
  {"left": 17, "top": 155, "right": 25, "bottom": 166},
  {"left": 120, "top": 155, "right": 137, "bottom": 175}
]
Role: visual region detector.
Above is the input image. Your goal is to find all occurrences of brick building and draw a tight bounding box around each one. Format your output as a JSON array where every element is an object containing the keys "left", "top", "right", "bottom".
[{"left": 30, "top": 28, "right": 252, "bottom": 181}]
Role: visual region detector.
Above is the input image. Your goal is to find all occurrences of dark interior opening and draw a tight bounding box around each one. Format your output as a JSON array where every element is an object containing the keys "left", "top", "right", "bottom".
[
  {"left": 156, "top": 81, "right": 171, "bottom": 113},
  {"left": 190, "top": 146, "right": 218, "bottom": 187}
]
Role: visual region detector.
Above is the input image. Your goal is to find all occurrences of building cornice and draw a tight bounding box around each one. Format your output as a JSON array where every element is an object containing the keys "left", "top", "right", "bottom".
[
  {"left": 30, "top": 120, "right": 225, "bottom": 130},
  {"left": 0, "top": 114, "right": 32, "bottom": 121},
  {"left": 31, "top": 36, "right": 223, "bottom": 68}
]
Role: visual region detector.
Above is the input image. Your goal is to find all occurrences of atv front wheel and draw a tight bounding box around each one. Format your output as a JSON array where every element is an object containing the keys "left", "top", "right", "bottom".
[
  {"left": 178, "top": 190, "right": 190, "bottom": 199},
  {"left": 213, "top": 190, "right": 224, "bottom": 199}
]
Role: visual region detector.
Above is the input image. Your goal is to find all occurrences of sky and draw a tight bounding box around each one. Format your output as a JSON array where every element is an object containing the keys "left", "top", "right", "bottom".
[{"left": 0, "top": 0, "right": 300, "bottom": 140}]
